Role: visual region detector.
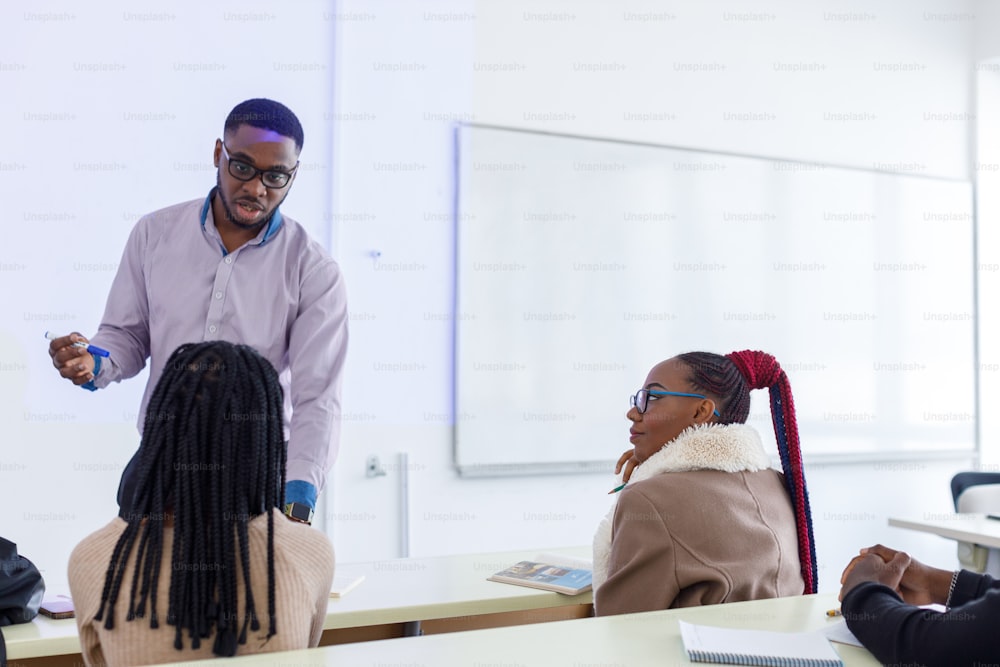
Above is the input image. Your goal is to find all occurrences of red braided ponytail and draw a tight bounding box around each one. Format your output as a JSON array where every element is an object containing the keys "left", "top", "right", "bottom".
[{"left": 725, "top": 350, "right": 818, "bottom": 595}]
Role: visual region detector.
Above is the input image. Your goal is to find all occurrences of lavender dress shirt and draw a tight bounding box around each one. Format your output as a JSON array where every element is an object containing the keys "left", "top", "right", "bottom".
[{"left": 89, "top": 190, "right": 348, "bottom": 496}]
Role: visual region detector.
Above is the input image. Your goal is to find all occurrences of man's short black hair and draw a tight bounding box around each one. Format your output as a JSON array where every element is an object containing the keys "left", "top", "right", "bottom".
[{"left": 224, "top": 98, "right": 304, "bottom": 153}]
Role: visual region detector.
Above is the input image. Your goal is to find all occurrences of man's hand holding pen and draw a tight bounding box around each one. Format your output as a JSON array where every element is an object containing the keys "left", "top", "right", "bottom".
[{"left": 48, "top": 332, "right": 97, "bottom": 385}]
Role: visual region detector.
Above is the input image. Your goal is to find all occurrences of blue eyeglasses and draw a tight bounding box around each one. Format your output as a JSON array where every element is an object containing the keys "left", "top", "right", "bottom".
[{"left": 630, "top": 388, "right": 721, "bottom": 418}]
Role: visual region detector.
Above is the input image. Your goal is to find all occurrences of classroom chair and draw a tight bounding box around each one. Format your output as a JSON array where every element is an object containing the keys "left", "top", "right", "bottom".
[{"left": 951, "top": 471, "right": 1000, "bottom": 575}]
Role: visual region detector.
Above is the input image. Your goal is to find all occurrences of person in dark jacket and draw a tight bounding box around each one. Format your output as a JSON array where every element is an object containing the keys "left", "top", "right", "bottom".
[{"left": 840, "top": 543, "right": 999, "bottom": 667}]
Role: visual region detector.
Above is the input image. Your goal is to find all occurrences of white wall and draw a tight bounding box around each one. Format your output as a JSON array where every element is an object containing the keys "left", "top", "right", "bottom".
[
  {"left": 0, "top": 0, "right": 339, "bottom": 589},
  {"left": 974, "top": 3, "right": 1000, "bottom": 472},
  {"left": 329, "top": 0, "right": 981, "bottom": 591},
  {"left": 0, "top": 0, "right": 988, "bottom": 597}
]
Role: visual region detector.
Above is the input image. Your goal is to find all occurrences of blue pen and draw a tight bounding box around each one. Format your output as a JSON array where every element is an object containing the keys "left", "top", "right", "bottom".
[{"left": 44, "top": 331, "right": 110, "bottom": 358}]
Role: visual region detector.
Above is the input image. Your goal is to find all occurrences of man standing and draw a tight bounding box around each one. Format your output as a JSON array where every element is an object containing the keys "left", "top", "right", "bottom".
[{"left": 48, "top": 98, "right": 348, "bottom": 524}]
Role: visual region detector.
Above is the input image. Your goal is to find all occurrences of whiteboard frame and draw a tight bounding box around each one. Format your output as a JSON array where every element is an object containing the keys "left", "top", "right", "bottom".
[{"left": 452, "top": 123, "right": 979, "bottom": 477}]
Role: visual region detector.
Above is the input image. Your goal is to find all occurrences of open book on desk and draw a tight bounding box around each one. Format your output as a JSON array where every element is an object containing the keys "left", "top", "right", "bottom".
[
  {"left": 680, "top": 620, "right": 844, "bottom": 667},
  {"left": 487, "top": 552, "right": 592, "bottom": 595},
  {"left": 330, "top": 566, "right": 366, "bottom": 598}
]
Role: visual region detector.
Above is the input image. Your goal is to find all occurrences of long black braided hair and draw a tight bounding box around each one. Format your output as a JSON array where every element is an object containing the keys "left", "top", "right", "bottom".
[{"left": 94, "top": 341, "right": 286, "bottom": 656}]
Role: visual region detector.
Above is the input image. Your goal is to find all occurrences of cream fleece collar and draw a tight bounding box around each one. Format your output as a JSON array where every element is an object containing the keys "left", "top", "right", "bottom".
[
  {"left": 592, "top": 423, "right": 771, "bottom": 593},
  {"left": 623, "top": 423, "right": 770, "bottom": 484}
]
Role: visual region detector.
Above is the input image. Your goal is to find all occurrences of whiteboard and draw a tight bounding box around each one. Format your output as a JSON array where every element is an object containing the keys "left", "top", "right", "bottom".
[{"left": 454, "top": 124, "right": 975, "bottom": 476}]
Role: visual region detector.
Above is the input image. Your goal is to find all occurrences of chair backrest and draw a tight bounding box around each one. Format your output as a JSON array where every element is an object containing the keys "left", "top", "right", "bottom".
[
  {"left": 957, "top": 484, "right": 1000, "bottom": 513},
  {"left": 952, "top": 472, "right": 1000, "bottom": 511},
  {"left": 950, "top": 472, "right": 1000, "bottom": 575}
]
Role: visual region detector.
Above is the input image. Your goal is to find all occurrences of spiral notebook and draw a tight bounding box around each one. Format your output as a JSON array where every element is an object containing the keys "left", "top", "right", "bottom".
[{"left": 679, "top": 620, "right": 844, "bottom": 666}]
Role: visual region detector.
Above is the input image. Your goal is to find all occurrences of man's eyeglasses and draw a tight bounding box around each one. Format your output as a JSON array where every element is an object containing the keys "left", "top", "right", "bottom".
[
  {"left": 630, "top": 388, "right": 721, "bottom": 418},
  {"left": 221, "top": 143, "right": 297, "bottom": 189}
]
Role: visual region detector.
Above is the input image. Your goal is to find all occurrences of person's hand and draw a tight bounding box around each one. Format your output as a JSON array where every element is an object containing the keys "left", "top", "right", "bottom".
[
  {"left": 49, "top": 332, "right": 96, "bottom": 386},
  {"left": 614, "top": 449, "right": 639, "bottom": 483},
  {"left": 839, "top": 544, "right": 952, "bottom": 605},
  {"left": 839, "top": 549, "right": 910, "bottom": 601}
]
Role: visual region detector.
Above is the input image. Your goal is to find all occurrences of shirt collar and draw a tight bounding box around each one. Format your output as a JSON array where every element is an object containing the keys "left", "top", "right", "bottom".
[{"left": 200, "top": 187, "right": 284, "bottom": 250}]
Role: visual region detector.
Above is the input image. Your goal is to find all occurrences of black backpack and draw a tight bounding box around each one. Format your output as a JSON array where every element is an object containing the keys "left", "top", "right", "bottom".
[
  {"left": 0, "top": 536, "right": 46, "bottom": 667},
  {"left": 0, "top": 536, "right": 45, "bottom": 626}
]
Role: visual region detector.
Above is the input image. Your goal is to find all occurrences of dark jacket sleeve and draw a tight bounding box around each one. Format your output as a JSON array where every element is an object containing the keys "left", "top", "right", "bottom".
[{"left": 841, "top": 571, "right": 1000, "bottom": 667}]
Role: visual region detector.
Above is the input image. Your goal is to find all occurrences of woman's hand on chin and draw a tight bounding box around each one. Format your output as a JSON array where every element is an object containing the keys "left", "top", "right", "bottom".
[{"left": 614, "top": 449, "right": 640, "bottom": 483}]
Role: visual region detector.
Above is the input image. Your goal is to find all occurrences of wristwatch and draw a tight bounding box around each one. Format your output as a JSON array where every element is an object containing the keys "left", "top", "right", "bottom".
[{"left": 283, "top": 502, "right": 314, "bottom": 525}]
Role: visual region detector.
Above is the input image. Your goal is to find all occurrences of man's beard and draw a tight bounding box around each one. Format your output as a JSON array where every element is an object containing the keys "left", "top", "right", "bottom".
[{"left": 216, "top": 173, "right": 283, "bottom": 231}]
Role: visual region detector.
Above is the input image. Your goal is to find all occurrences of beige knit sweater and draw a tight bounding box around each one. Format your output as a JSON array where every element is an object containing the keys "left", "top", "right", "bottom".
[{"left": 68, "top": 508, "right": 334, "bottom": 666}]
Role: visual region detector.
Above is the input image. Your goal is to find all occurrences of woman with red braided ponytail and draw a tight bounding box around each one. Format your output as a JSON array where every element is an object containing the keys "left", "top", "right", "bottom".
[{"left": 592, "top": 350, "right": 817, "bottom": 616}]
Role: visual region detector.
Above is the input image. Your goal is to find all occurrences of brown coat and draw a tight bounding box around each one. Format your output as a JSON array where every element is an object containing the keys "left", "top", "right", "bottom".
[{"left": 593, "top": 424, "right": 805, "bottom": 616}]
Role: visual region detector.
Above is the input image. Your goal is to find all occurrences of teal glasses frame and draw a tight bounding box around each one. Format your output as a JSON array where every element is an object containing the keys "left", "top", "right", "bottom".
[{"left": 630, "top": 388, "right": 722, "bottom": 418}]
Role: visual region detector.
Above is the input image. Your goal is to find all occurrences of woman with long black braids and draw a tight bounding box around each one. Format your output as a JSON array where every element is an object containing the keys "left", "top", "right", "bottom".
[{"left": 68, "top": 341, "right": 334, "bottom": 666}]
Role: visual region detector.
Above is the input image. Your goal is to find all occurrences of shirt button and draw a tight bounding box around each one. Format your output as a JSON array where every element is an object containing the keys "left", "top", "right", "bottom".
[
  {"left": 225, "top": 257, "right": 233, "bottom": 264},
  {"left": 215, "top": 291, "right": 223, "bottom": 300},
  {"left": 209, "top": 325, "right": 217, "bottom": 333}
]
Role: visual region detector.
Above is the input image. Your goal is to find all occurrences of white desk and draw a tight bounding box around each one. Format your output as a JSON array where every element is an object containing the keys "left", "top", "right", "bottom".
[
  {"left": 2, "top": 546, "right": 592, "bottom": 665},
  {"left": 320, "top": 546, "right": 592, "bottom": 642},
  {"left": 0, "top": 614, "right": 81, "bottom": 663},
  {"left": 888, "top": 513, "right": 1000, "bottom": 548},
  {"left": 159, "top": 593, "right": 879, "bottom": 667}
]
